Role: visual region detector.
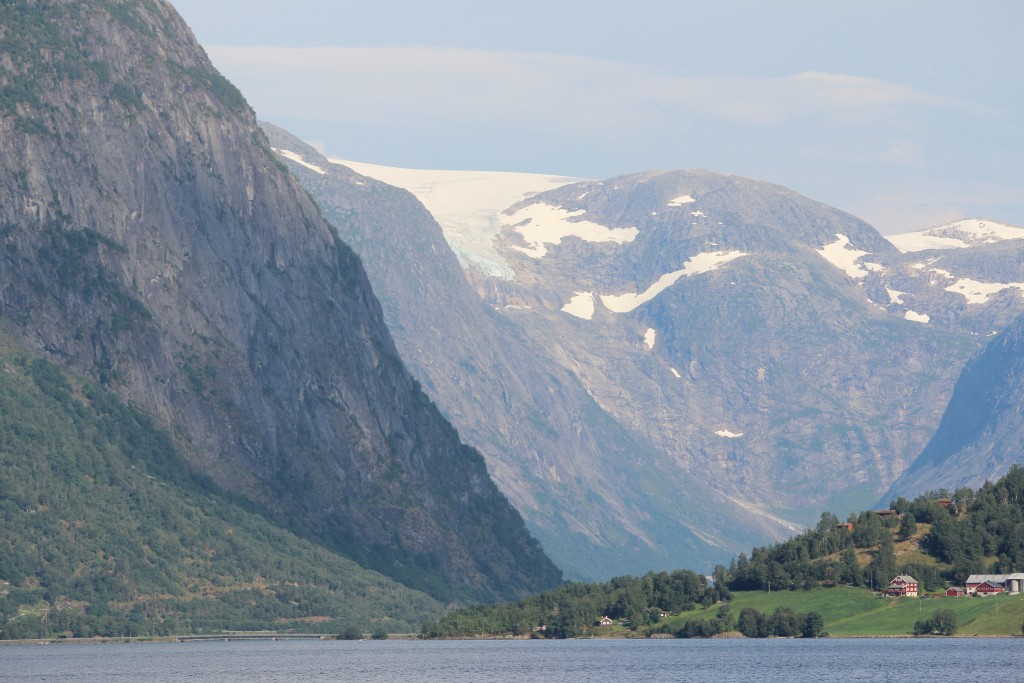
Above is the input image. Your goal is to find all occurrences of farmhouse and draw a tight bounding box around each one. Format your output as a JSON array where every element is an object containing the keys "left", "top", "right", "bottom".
[
  {"left": 945, "top": 587, "right": 966, "bottom": 597},
  {"left": 975, "top": 580, "right": 1005, "bottom": 596},
  {"left": 886, "top": 575, "right": 918, "bottom": 597},
  {"left": 965, "top": 574, "right": 1024, "bottom": 595}
]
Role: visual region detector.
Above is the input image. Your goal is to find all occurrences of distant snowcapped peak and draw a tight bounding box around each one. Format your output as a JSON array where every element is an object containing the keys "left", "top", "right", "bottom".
[{"left": 886, "top": 219, "right": 1024, "bottom": 253}]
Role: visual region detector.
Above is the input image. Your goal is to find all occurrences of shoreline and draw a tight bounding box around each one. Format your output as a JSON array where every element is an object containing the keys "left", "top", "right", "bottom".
[{"left": 3, "top": 632, "right": 1021, "bottom": 646}]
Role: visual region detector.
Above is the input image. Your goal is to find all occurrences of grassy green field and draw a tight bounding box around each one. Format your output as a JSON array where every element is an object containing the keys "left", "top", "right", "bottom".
[{"left": 663, "top": 588, "right": 1024, "bottom": 637}]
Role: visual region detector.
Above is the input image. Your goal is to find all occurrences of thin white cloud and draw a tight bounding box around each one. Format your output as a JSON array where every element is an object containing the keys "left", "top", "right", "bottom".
[{"left": 206, "top": 45, "right": 983, "bottom": 134}]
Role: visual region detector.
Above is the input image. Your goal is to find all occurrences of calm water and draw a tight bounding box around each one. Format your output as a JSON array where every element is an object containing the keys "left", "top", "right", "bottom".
[{"left": 1, "top": 638, "right": 1021, "bottom": 682}]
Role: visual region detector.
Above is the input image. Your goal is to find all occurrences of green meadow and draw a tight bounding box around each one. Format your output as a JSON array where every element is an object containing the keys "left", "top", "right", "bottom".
[{"left": 665, "top": 588, "right": 1024, "bottom": 637}]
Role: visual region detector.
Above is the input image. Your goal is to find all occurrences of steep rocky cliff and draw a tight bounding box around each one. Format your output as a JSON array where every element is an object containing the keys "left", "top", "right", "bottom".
[{"left": 0, "top": 0, "right": 559, "bottom": 602}]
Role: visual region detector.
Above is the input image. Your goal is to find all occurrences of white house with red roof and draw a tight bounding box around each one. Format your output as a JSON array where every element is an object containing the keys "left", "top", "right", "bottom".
[{"left": 886, "top": 575, "right": 918, "bottom": 597}]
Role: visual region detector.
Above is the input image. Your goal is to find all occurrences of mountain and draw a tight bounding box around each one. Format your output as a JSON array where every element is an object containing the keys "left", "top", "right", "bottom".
[
  {"left": 882, "top": 312, "right": 1024, "bottom": 501},
  {"left": 262, "top": 125, "right": 754, "bottom": 580},
  {"left": 270, "top": 144, "right": 1024, "bottom": 576},
  {"left": 0, "top": 0, "right": 559, "bottom": 605}
]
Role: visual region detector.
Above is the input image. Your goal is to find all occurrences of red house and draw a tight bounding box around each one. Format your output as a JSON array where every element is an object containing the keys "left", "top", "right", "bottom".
[
  {"left": 886, "top": 575, "right": 919, "bottom": 597},
  {"left": 945, "top": 587, "right": 966, "bottom": 597},
  {"left": 966, "top": 574, "right": 1010, "bottom": 595},
  {"left": 975, "top": 580, "right": 1005, "bottom": 596}
]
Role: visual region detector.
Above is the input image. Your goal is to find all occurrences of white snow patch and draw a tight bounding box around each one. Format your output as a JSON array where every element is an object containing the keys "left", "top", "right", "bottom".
[
  {"left": 912, "top": 262, "right": 927, "bottom": 270},
  {"left": 506, "top": 203, "right": 639, "bottom": 258},
  {"left": 904, "top": 310, "right": 930, "bottom": 323},
  {"left": 644, "top": 328, "right": 656, "bottom": 349},
  {"left": 886, "top": 288, "right": 905, "bottom": 305},
  {"left": 816, "top": 234, "right": 883, "bottom": 279},
  {"left": 330, "top": 158, "right": 582, "bottom": 279},
  {"left": 681, "top": 250, "right": 748, "bottom": 276},
  {"left": 886, "top": 219, "right": 1024, "bottom": 253},
  {"left": 691, "top": 210, "right": 706, "bottom": 218},
  {"left": 561, "top": 292, "right": 596, "bottom": 319},
  {"left": 715, "top": 429, "right": 744, "bottom": 438},
  {"left": 929, "top": 268, "right": 955, "bottom": 279},
  {"left": 600, "top": 250, "right": 748, "bottom": 313},
  {"left": 668, "top": 194, "right": 696, "bottom": 206},
  {"left": 944, "top": 278, "right": 1024, "bottom": 305},
  {"left": 670, "top": 367, "right": 682, "bottom": 378},
  {"left": 276, "top": 149, "right": 327, "bottom": 175}
]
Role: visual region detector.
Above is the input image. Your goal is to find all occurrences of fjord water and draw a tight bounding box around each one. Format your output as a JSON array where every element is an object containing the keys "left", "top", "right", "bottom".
[{"left": 2, "top": 638, "right": 1021, "bottom": 682}]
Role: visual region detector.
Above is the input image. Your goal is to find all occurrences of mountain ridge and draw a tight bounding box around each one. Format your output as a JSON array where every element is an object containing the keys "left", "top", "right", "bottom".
[{"left": 882, "top": 312, "right": 1024, "bottom": 502}]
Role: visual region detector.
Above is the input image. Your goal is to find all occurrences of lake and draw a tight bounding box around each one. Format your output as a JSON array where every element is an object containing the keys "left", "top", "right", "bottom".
[{"left": 1, "top": 637, "right": 1021, "bottom": 682}]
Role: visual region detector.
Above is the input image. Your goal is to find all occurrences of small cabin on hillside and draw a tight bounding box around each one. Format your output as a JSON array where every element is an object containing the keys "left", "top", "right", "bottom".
[
  {"left": 834, "top": 522, "right": 854, "bottom": 531},
  {"left": 945, "top": 587, "right": 966, "bottom": 597},
  {"left": 886, "top": 575, "right": 918, "bottom": 597},
  {"left": 873, "top": 509, "right": 901, "bottom": 519},
  {"left": 597, "top": 616, "right": 613, "bottom": 627}
]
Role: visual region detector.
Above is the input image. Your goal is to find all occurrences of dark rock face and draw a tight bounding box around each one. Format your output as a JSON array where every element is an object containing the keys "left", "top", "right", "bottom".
[
  {"left": 883, "top": 313, "right": 1024, "bottom": 501},
  {"left": 0, "top": 0, "right": 559, "bottom": 602}
]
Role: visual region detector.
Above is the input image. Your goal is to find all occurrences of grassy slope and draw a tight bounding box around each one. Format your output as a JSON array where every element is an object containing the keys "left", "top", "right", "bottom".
[{"left": 666, "top": 588, "right": 1024, "bottom": 637}]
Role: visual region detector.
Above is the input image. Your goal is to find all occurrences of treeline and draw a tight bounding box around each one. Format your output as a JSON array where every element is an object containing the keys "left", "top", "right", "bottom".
[
  {"left": 0, "top": 353, "right": 443, "bottom": 639},
  {"left": 672, "top": 605, "right": 824, "bottom": 639},
  {"left": 419, "top": 569, "right": 830, "bottom": 640},
  {"left": 726, "top": 465, "right": 1024, "bottom": 592},
  {"left": 421, "top": 569, "right": 725, "bottom": 638}
]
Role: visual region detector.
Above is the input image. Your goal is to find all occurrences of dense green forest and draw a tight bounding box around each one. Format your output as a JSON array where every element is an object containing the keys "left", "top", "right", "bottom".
[
  {"left": 0, "top": 346, "right": 443, "bottom": 639},
  {"left": 422, "top": 467, "right": 1024, "bottom": 638},
  {"left": 419, "top": 569, "right": 824, "bottom": 639},
  {"left": 420, "top": 569, "right": 730, "bottom": 638}
]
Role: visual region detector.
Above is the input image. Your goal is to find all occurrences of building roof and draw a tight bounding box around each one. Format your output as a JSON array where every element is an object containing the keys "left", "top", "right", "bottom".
[
  {"left": 966, "top": 574, "right": 1010, "bottom": 584},
  {"left": 890, "top": 575, "right": 918, "bottom": 584}
]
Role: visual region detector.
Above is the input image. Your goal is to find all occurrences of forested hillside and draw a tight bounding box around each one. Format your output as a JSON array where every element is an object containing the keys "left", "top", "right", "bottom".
[
  {"left": 0, "top": 346, "right": 443, "bottom": 639},
  {"left": 727, "top": 465, "right": 1024, "bottom": 591}
]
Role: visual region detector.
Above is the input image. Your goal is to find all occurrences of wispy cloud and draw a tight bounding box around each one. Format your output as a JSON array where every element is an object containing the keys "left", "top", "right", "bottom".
[{"left": 207, "top": 45, "right": 984, "bottom": 134}]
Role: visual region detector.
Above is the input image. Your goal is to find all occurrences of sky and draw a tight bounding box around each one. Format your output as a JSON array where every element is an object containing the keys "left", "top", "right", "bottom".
[{"left": 167, "top": 0, "right": 1023, "bottom": 234}]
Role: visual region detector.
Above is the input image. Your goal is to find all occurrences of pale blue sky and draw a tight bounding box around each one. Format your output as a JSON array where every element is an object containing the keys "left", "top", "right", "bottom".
[{"left": 168, "top": 0, "right": 1022, "bottom": 233}]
